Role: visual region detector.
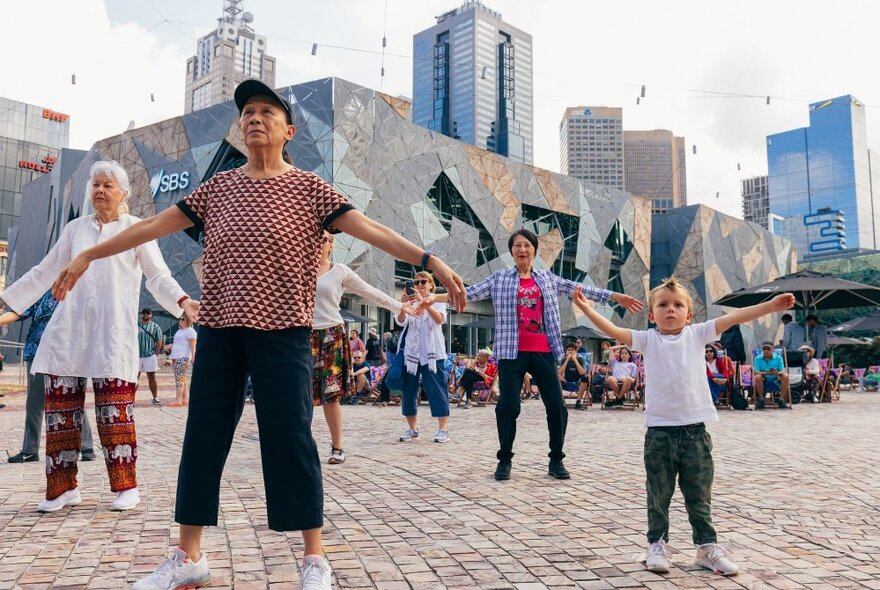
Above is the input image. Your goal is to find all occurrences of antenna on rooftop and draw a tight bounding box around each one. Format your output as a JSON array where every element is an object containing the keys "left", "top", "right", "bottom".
[{"left": 221, "top": 0, "right": 244, "bottom": 24}]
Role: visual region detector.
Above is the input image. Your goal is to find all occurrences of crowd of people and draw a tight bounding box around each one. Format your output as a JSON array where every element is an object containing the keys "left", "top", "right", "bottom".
[{"left": 0, "top": 78, "right": 869, "bottom": 590}]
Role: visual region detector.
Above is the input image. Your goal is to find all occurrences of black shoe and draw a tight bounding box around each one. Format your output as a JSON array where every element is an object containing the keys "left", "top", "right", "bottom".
[
  {"left": 574, "top": 400, "right": 582, "bottom": 410},
  {"left": 548, "top": 459, "right": 571, "bottom": 480},
  {"left": 80, "top": 449, "right": 96, "bottom": 462},
  {"left": 494, "top": 460, "right": 511, "bottom": 481},
  {"left": 8, "top": 451, "right": 39, "bottom": 463},
  {"left": 777, "top": 399, "right": 788, "bottom": 409}
]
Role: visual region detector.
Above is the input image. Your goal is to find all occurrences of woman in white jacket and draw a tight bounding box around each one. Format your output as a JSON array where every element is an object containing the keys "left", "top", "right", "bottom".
[
  {"left": 0, "top": 161, "right": 194, "bottom": 513},
  {"left": 312, "top": 232, "right": 414, "bottom": 464}
]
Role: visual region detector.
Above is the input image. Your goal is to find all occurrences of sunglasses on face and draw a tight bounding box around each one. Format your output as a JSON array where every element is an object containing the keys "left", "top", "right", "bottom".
[{"left": 413, "top": 279, "right": 430, "bottom": 286}]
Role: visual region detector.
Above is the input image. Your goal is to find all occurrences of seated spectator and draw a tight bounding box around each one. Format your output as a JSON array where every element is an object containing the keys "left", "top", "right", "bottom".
[
  {"left": 348, "top": 351, "right": 372, "bottom": 404},
  {"left": 457, "top": 349, "right": 497, "bottom": 408},
  {"left": 590, "top": 362, "right": 609, "bottom": 403},
  {"left": 522, "top": 372, "right": 540, "bottom": 399},
  {"left": 605, "top": 346, "right": 637, "bottom": 406},
  {"left": 836, "top": 363, "right": 854, "bottom": 389},
  {"left": 753, "top": 342, "right": 789, "bottom": 409},
  {"left": 558, "top": 342, "right": 589, "bottom": 409},
  {"left": 704, "top": 346, "right": 730, "bottom": 403},
  {"left": 448, "top": 353, "right": 466, "bottom": 393},
  {"left": 799, "top": 345, "right": 822, "bottom": 402}
]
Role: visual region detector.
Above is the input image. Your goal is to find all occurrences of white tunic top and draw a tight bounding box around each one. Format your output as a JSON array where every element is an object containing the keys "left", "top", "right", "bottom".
[
  {"left": 312, "top": 264, "right": 402, "bottom": 330},
  {"left": 1, "top": 214, "right": 186, "bottom": 383},
  {"left": 631, "top": 320, "right": 720, "bottom": 427}
]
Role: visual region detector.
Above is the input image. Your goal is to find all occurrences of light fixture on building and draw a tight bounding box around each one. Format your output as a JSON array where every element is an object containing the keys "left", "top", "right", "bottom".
[{"left": 311, "top": 43, "right": 318, "bottom": 56}]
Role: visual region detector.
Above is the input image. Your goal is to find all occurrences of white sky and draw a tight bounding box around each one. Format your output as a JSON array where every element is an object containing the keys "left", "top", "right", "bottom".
[{"left": 3, "top": 0, "right": 879, "bottom": 218}]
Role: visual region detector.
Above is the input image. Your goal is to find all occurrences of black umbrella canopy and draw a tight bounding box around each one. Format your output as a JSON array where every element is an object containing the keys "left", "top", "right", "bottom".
[
  {"left": 713, "top": 270, "right": 880, "bottom": 310},
  {"left": 461, "top": 316, "right": 495, "bottom": 329},
  {"left": 830, "top": 309, "right": 880, "bottom": 333},
  {"left": 562, "top": 325, "right": 606, "bottom": 340},
  {"left": 340, "top": 309, "right": 376, "bottom": 324}
]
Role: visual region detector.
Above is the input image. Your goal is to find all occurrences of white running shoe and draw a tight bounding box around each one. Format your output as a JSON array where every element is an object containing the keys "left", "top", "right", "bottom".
[
  {"left": 643, "top": 539, "right": 671, "bottom": 573},
  {"left": 695, "top": 543, "right": 739, "bottom": 576},
  {"left": 398, "top": 429, "right": 419, "bottom": 442},
  {"left": 110, "top": 488, "right": 140, "bottom": 511},
  {"left": 328, "top": 447, "right": 346, "bottom": 464},
  {"left": 433, "top": 430, "right": 450, "bottom": 443},
  {"left": 37, "top": 488, "right": 81, "bottom": 513},
  {"left": 302, "top": 555, "right": 332, "bottom": 590},
  {"left": 132, "top": 548, "right": 212, "bottom": 589}
]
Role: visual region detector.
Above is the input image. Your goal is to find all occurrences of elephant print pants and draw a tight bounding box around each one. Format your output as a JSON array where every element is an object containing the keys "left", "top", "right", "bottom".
[{"left": 44, "top": 375, "right": 138, "bottom": 500}]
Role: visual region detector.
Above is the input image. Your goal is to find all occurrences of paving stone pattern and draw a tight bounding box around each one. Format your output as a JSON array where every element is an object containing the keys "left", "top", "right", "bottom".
[{"left": 0, "top": 364, "right": 878, "bottom": 589}]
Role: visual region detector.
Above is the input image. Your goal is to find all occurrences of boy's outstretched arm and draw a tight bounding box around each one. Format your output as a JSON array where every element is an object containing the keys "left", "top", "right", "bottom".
[
  {"left": 573, "top": 288, "right": 633, "bottom": 346},
  {"left": 715, "top": 293, "right": 796, "bottom": 335}
]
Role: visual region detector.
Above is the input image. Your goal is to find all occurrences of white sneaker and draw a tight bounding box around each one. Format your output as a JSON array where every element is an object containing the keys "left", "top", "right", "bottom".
[
  {"left": 695, "top": 543, "right": 739, "bottom": 575},
  {"left": 110, "top": 488, "right": 140, "bottom": 511},
  {"left": 399, "top": 429, "right": 419, "bottom": 442},
  {"left": 328, "top": 447, "right": 346, "bottom": 465},
  {"left": 302, "top": 555, "right": 332, "bottom": 590},
  {"left": 132, "top": 548, "right": 212, "bottom": 589},
  {"left": 433, "top": 430, "right": 450, "bottom": 443},
  {"left": 37, "top": 488, "right": 81, "bottom": 513},
  {"left": 643, "top": 539, "right": 671, "bottom": 573}
]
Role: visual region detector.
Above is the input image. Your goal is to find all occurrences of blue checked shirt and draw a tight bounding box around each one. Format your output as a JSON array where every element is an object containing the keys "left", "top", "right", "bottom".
[{"left": 465, "top": 268, "right": 612, "bottom": 360}]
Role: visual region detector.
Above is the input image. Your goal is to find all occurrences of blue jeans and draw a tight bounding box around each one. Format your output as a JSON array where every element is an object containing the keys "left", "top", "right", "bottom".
[{"left": 401, "top": 362, "right": 450, "bottom": 418}]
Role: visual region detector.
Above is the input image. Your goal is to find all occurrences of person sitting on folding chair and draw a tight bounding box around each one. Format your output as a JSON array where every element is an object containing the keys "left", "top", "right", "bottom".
[
  {"left": 799, "top": 345, "right": 822, "bottom": 402},
  {"left": 558, "top": 342, "right": 589, "bottom": 410},
  {"left": 704, "top": 346, "right": 730, "bottom": 404},
  {"left": 753, "top": 342, "right": 789, "bottom": 409},
  {"left": 604, "top": 346, "right": 638, "bottom": 407}
]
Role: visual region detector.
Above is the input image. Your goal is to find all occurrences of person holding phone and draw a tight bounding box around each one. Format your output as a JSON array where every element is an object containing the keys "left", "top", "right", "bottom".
[{"left": 396, "top": 272, "right": 451, "bottom": 443}]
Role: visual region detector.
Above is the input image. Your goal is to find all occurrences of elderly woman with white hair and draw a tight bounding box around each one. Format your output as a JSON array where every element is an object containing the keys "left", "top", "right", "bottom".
[{"left": 0, "top": 160, "right": 195, "bottom": 513}]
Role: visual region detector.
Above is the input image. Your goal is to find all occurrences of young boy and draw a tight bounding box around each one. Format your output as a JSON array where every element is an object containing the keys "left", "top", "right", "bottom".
[{"left": 573, "top": 277, "right": 795, "bottom": 576}]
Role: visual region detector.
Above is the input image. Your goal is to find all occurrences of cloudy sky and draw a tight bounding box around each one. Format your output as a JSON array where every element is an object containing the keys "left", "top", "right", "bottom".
[{"left": 3, "top": 0, "right": 879, "bottom": 218}]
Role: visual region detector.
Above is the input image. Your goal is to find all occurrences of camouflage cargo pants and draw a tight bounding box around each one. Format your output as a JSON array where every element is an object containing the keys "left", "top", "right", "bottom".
[{"left": 644, "top": 423, "right": 717, "bottom": 545}]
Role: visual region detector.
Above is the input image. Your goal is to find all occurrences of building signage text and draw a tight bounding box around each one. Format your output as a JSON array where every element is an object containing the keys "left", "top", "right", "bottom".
[{"left": 42, "top": 109, "right": 69, "bottom": 122}]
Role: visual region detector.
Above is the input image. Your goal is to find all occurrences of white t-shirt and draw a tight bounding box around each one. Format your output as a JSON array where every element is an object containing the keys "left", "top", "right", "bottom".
[
  {"left": 169, "top": 327, "right": 197, "bottom": 359},
  {"left": 313, "top": 264, "right": 402, "bottom": 330},
  {"left": 631, "top": 320, "right": 720, "bottom": 427}
]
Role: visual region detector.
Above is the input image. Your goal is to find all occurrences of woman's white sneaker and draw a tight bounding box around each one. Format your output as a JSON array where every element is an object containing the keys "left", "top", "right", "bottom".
[
  {"left": 110, "top": 488, "right": 140, "bottom": 511},
  {"left": 132, "top": 548, "right": 212, "bottom": 589},
  {"left": 302, "top": 555, "right": 332, "bottom": 590},
  {"left": 36, "top": 488, "right": 81, "bottom": 513},
  {"left": 398, "top": 429, "right": 419, "bottom": 442},
  {"left": 695, "top": 543, "right": 739, "bottom": 576},
  {"left": 643, "top": 539, "right": 671, "bottom": 572}
]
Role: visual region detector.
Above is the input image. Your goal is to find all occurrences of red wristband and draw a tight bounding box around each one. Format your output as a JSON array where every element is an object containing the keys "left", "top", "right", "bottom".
[{"left": 177, "top": 295, "right": 190, "bottom": 306}]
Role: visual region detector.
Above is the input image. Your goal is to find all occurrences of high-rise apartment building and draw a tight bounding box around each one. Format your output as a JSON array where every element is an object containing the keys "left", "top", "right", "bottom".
[
  {"left": 559, "top": 106, "right": 623, "bottom": 189},
  {"left": 742, "top": 175, "right": 769, "bottom": 229},
  {"left": 413, "top": 0, "right": 533, "bottom": 164},
  {"left": 623, "top": 130, "right": 687, "bottom": 213},
  {"left": 767, "top": 95, "right": 879, "bottom": 255},
  {"left": 184, "top": 0, "right": 276, "bottom": 114},
  {"left": 0, "top": 96, "right": 70, "bottom": 287}
]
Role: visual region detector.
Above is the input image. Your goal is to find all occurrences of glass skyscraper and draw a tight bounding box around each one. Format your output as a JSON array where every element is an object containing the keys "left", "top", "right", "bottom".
[
  {"left": 767, "top": 95, "right": 879, "bottom": 254},
  {"left": 413, "top": 0, "right": 533, "bottom": 164}
]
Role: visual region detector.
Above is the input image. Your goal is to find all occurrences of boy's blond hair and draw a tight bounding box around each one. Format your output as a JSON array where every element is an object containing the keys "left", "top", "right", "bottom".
[{"left": 648, "top": 277, "right": 693, "bottom": 312}]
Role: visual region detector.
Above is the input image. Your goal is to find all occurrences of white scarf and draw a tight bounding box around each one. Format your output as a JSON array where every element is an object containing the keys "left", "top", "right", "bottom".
[{"left": 402, "top": 303, "right": 445, "bottom": 374}]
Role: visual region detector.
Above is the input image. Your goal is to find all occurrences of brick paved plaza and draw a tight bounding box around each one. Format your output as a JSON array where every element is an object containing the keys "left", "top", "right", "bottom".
[{"left": 0, "top": 364, "right": 878, "bottom": 589}]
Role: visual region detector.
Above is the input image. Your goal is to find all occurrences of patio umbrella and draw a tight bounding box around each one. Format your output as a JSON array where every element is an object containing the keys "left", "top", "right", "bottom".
[
  {"left": 461, "top": 316, "right": 495, "bottom": 329},
  {"left": 829, "top": 309, "right": 880, "bottom": 333},
  {"left": 340, "top": 309, "right": 375, "bottom": 324},
  {"left": 562, "top": 325, "right": 606, "bottom": 340},
  {"left": 713, "top": 270, "right": 880, "bottom": 310}
]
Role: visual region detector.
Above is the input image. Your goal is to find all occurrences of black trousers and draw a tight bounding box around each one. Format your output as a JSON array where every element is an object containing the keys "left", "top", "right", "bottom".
[
  {"left": 175, "top": 326, "right": 322, "bottom": 532},
  {"left": 496, "top": 351, "right": 568, "bottom": 461}
]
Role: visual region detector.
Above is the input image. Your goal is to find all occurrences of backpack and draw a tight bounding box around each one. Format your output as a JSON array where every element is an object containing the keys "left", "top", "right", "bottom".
[{"left": 729, "top": 385, "right": 749, "bottom": 410}]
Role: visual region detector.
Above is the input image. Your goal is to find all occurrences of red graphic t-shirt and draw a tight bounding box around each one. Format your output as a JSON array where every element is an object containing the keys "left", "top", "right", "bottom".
[{"left": 517, "top": 277, "right": 551, "bottom": 352}]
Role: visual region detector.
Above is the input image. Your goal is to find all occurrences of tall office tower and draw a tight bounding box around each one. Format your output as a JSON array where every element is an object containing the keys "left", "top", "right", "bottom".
[
  {"left": 413, "top": 0, "right": 533, "bottom": 164},
  {"left": 742, "top": 175, "right": 769, "bottom": 229},
  {"left": 184, "top": 0, "right": 276, "bottom": 113},
  {"left": 623, "top": 129, "right": 687, "bottom": 213},
  {"left": 559, "top": 106, "right": 623, "bottom": 189},
  {"left": 767, "top": 95, "right": 879, "bottom": 254}
]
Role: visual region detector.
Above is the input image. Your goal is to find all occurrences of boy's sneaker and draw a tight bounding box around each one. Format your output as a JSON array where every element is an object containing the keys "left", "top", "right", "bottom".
[
  {"left": 399, "top": 429, "right": 419, "bottom": 442},
  {"left": 695, "top": 543, "right": 739, "bottom": 576},
  {"left": 132, "top": 548, "right": 212, "bottom": 589},
  {"left": 301, "top": 555, "right": 332, "bottom": 590},
  {"left": 643, "top": 539, "right": 671, "bottom": 573},
  {"left": 433, "top": 430, "right": 449, "bottom": 443},
  {"left": 328, "top": 447, "right": 346, "bottom": 464}
]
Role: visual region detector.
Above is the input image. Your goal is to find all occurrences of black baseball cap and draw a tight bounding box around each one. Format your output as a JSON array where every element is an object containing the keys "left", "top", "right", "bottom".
[
  {"left": 234, "top": 79, "right": 293, "bottom": 125},
  {"left": 140, "top": 308, "right": 152, "bottom": 314}
]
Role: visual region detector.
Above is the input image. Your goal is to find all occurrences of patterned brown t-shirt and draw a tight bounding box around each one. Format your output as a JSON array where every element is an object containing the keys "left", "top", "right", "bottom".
[{"left": 177, "top": 167, "right": 353, "bottom": 330}]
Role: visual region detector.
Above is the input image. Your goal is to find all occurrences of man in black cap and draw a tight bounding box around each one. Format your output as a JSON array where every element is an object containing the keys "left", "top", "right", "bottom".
[
  {"left": 137, "top": 307, "right": 164, "bottom": 405},
  {"left": 54, "top": 78, "right": 468, "bottom": 590}
]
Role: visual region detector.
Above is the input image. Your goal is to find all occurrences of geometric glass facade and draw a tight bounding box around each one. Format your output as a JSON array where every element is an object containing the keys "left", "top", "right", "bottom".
[
  {"left": 767, "top": 95, "right": 879, "bottom": 254},
  {"left": 413, "top": 1, "right": 533, "bottom": 164}
]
